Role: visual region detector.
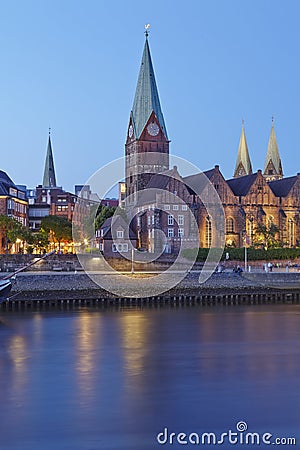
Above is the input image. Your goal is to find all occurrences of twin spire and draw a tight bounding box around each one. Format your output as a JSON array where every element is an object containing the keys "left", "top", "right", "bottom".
[{"left": 234, "top": 119, "right": 283, "bottom": 180}]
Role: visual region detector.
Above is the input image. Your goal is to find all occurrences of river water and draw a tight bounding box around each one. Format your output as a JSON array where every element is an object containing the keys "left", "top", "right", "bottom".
[{"left": 0, "top": 304, "right": 299, "bottom": 449}]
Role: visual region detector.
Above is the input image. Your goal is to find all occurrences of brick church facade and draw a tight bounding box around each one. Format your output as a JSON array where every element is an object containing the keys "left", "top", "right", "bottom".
[{"left": 120, "top": 31, "right": 299, "bottom": 254}]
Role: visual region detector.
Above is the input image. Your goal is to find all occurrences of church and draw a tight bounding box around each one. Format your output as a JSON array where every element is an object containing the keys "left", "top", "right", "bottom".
[{"left": 123, "top": 31, "right": 300, "bottom": 253}]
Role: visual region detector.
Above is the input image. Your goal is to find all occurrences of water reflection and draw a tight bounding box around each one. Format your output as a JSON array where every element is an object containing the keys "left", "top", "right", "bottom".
[
  {"left": 75, "top": 312, "right": 101, "bottom": 396},
  {"left": 0, "top": 306, "right": 299, "bottom": 450},
  {"left": 120, "top": 312, "right": 149, "bottom": 377}
]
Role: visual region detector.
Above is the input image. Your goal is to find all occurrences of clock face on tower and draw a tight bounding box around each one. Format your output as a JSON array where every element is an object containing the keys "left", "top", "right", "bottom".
[
  {"left": 147, "top": 122, "right": 159, "bottom": 136},
  {"left": 128, "top": 125, "right": 133, "bottom": 138}
]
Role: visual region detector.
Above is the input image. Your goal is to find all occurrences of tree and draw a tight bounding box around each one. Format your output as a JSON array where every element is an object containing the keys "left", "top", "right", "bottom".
[
  {"left": 41, "top": 216, "right": 72, "bottom": 250},
  {"left": 254, "top": 222, "right": 280, "bottom": 249},
  {"left": 94, "top": 205, "right": 116, "bottom": 230},
  {"left": 0, "top": 215, "right": 27, "bottom": 253}
]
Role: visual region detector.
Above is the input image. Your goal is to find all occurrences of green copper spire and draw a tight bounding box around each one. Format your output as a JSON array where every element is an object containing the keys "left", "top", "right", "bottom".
[
  {"left": 263, "top": 119, "right": 283, "bottom": 181},
  {"left": 234, "top": 121, "right": 252, "bottom": 177},
  {"left": 42, "top": 130, "right": 57, "bottom": 188},
  {"left": 131, "top": 31, "right": 168, "bottom": 139}
]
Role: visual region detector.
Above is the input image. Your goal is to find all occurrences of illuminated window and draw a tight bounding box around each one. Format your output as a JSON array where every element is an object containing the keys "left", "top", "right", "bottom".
[
  {"left": 226, "top": 217, "right": 234, "bottom": 233},
  {"left": 205, "top": 216, "right": 212, "bottom": 247},
  {"left": 288, "top": 219, "right": 295, "bottom": 247}
]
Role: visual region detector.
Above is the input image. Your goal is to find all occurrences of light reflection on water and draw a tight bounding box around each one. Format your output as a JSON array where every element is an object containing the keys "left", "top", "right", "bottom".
[{"left": 0, "top": 304, "right": 299, "bottom": 450}]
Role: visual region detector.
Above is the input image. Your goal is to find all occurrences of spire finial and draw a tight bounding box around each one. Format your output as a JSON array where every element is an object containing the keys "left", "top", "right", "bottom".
[
  {"left": 271, "top": 115, "right": 274, "bottom": 125},
  {"left": 49, "top": 126, "right": 51, "bottom": 137},
  {"left": 145, "top": 23, "right": 150, "bottom": 38},
  {"left": 242, "top": 118, "right": 244, "bottom": 127}
]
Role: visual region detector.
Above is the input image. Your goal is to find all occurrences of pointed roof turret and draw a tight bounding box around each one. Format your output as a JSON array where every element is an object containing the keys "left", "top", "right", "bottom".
[
  {"left": 234, "top": 121, "right": 252, "bottom": 178},
  {"left": 263, "top": 119, "right": 283, "bottom": 181},
  {"left": 42, "top": 130, "right": 57, "bottom": 188},
  {"left": 131, "top": 29, "right": 168, "bottom": 140}
]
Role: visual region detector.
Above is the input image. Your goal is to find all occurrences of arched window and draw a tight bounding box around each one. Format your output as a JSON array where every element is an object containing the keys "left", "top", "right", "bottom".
[
  {"left": 205, "top": 216, "right": 212, "bottom": 248},
  {"left": 288, "top": 219, "right": 295, "bottom": 247},
  {"left": 226, "top": 217, "right": 234, "bottom": 233}
]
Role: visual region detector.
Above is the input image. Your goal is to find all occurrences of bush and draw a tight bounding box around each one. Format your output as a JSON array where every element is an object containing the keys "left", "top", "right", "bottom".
[{"left": 182, "top": 247, "right": 300, "bottom": 262}]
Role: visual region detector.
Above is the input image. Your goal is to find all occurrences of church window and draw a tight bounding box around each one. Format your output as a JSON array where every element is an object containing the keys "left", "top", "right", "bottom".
[
  {"left": 288, "top": 219, "right": 295, "bottom": 247},
  {"left": 226, "top": 217, "right": 234, "bottom": 233},
  {"left": 205, "top": 216, "right": 212, "bottom": 248}
]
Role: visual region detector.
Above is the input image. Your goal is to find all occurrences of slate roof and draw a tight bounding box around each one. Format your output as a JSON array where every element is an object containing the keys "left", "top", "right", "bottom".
[
  {"left": 0, "top": 170, "right": 18, "bottom": 196},
  {"left": 183, "top": 168, "right": 216, "bottom": 195},
  {"left": 136, "top": 167, "right": 182, "bottom": 205},
  {"left": 99, "top": 216, "right": 137, "bottom": 240},
  {"left": 131, "top": 37, "right": 168, "bottom": 139},
  {"left": 268, "top": 176, "right": 297, "bottom": 197},
  {"left": 226, "top": 173, "right": 258, "bottom": 196}
]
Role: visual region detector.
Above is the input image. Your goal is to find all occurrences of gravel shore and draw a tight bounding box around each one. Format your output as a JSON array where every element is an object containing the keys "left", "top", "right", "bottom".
[{"left": 8, "top": 270, "right": 300, "bottom": 300}]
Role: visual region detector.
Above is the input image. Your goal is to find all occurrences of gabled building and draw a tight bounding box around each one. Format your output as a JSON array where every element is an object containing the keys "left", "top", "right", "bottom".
[{"left": 95, "top": 215, "right": 137, "bottom": 257}]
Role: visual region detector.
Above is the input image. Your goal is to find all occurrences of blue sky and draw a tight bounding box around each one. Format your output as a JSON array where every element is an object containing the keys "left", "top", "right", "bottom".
[{"left": 1, "top": 0, "right": 299, "bottom": 192}]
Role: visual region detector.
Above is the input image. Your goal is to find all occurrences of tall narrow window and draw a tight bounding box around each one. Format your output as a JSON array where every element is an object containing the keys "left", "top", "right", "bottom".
[
  {"left": 205, "top": 216, "right": 212, "bottom": 248},
  {"left": 226, "top": 217, "right": 234, "bottom": 233},
  {"left": 168, "top": 215, "right": 174, "bottom": 226},
  {"left": 288, "top": 219, "right": 295, "bottom": 247}
]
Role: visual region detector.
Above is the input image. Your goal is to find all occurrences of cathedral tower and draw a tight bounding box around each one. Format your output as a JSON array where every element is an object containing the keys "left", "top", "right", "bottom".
[
  {"left": 125, "top": 27, "right": 169, "bottom": 204},
  {"left": 263, "top": 119, "right": 283, "bottom": 181},
  {"left": 233, "top": 121, "right": 252, "bottom": 178}
]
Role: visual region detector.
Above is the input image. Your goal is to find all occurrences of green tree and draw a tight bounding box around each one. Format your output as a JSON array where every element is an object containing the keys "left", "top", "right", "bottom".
[
  {"left": 0, "top": 215, "right": 27, "bottom": 253},
  {"left": 94, "top": 205, "right": 116, "bottom": 230},
  {"left": 254, "top": 223, "right": 280, "bottom": 249},
  {"left": 41, "top": 216, "right": 72, "bottom": 250}
]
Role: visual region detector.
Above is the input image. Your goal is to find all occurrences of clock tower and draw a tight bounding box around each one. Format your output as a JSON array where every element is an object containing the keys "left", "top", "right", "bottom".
[{"left": 125, "top": 28, "right": 169, "bottom": 205}]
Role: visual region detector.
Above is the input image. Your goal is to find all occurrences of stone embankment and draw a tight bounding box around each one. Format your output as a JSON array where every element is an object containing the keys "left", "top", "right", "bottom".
[{"left": 0, "top": 270, "right": 299, "bottom": 311}]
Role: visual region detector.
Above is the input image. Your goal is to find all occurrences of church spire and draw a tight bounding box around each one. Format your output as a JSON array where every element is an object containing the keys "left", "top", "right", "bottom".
[
  {"left": 263, "top": 119, "right": 283, "bottom": 181},
  {"left": 42, "top": 129, "right": 57, "bottom": 188},
  {"left": 131, "top": 28, "right": 168, "bottom": 140},
  {"left": 234, "top": 120, "right": 252, "bottom": 178}
]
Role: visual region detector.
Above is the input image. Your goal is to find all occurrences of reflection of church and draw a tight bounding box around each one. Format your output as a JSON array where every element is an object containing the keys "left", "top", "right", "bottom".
[{"left": 123, "top": 32, "right": 299, "bottom": 252}]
